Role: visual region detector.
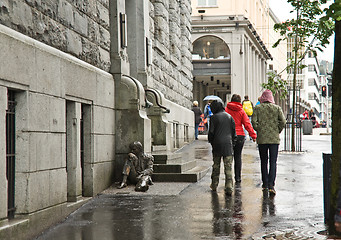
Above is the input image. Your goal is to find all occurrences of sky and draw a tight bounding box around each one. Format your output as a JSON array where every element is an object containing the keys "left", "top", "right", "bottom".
[{"left": 269, "top": 0, "right": 335, "bottom": 63}]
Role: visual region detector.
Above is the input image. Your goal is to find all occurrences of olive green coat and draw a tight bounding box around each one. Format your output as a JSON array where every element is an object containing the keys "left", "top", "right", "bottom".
[{"left": 251, "top": 103, "right": 286, "bottom": 144}]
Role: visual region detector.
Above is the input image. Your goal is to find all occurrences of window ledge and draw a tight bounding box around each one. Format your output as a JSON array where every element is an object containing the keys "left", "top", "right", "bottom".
[{"left": 197, "top": 6, "right": 218, "bottom": 8}]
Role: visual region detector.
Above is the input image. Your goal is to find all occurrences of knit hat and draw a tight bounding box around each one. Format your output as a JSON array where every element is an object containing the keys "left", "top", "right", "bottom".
[{"left": 259, "top": 89, "right": 275, "bottom": 103}]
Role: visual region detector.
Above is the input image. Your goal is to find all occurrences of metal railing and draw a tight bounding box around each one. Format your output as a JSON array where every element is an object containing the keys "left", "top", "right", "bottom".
[
  {"left": 6, "top": 90, "right": 16, "bottom": 219},
  {"left": 284, "top": 113, "right": 302, "bottom": 152}
]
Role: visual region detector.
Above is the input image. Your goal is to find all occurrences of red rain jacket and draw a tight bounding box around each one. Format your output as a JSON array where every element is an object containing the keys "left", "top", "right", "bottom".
[{"left": 225, "top": 101, "right": 257, "bottom": 140}]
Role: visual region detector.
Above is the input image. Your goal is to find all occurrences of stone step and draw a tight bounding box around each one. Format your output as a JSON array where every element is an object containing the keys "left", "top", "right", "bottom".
[
  {"left": 152, "top": 152, "right": 183, "bottom": 164},
  {"left": 152, "top": 145, "right": 167, "bottom": 152},
  {"left": 153, "top": 160, "right": 197, "bottom": 173},
  {"left": 152, "top": 165, "right": 210, "bottom": 182}
]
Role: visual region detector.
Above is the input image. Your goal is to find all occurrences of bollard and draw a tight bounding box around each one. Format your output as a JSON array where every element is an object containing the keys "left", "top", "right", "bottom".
[
  {"left": 323, "top": 153, "right": 332, "bottom": 223},
  {"left": 303, "top": 120, "right": 313, "bottom": 135}
]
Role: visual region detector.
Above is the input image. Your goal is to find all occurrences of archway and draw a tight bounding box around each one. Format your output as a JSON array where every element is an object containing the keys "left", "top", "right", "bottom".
[{"left": 192, "top": 35, "right": 231, "bottom": 104}]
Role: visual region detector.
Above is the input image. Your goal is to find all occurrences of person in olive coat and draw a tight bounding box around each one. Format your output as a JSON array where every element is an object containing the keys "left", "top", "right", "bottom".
[
  {"left": 208, "top": 99, "right": 236, "bottom": 195},
  {"left": 252, "top": 90, "right": 286, "bottom": 196}
]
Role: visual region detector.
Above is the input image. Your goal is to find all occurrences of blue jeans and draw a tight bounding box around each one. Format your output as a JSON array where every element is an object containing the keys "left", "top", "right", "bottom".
[
  {"left": 258, "top": 144, "right": 279, "bottom": 189},
  {"left": 195, "top": 123, "right": 199, "bottom": 139}
]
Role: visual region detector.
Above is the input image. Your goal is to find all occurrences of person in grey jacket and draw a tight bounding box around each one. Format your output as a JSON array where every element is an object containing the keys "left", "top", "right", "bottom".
[
  {"left": 252, "top": 90, "right": 286, "bottom": 196},
  {"left": 192, "top": 101, "right": 203, "bottom": 140},
  {"left": 208, "top": 99, "right": 236, "bottom": 195}
]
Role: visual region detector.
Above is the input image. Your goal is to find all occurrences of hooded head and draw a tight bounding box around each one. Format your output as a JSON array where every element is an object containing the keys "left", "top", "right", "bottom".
[
  {"left": 210, "top": 99, "right": 224, "bottom": 114},
  {"left": 259, "top": 89, "right": 275, "bottom": 103}
]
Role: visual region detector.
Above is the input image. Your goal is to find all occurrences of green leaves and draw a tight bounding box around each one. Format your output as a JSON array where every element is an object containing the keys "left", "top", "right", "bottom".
[
  {"left": 323, "top": 0, "right": 341, "bottom": 21},
  {"left": 273, "top": 0, "right": 334, "bottom": 59},
  {"left": 266, "top": 0, "right": 338, "bottom": 103},
  {"left": 262, "top": 72, "right": 288, "bottom": 100}
]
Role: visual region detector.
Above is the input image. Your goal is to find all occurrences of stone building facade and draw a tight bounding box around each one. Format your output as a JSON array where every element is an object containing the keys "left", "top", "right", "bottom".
[{"left": 0, "top": 0, "right": 194, "bottom": 239}]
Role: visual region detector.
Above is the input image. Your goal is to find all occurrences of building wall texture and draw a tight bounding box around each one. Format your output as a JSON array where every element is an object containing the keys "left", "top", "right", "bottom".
[
  {"left": 0, "top": 0, "right": 195, "bottom": 239},
  {"left": 150, "top": 0, "right": 193, "bottom": 108},
  {"left": 0, "top": 0, "right": 111, "bottom": 71}
]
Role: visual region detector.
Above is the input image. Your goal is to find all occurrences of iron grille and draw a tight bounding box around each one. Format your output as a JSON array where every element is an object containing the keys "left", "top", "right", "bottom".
[
  {"left": 80, "top": 104, "right": 84, "bottom": 196},
  {"left": 6, "top": 91, "right": 16, "bottom": 219},
  {"left": 284, "top": 113, "right": 302, "bottom": 152}
]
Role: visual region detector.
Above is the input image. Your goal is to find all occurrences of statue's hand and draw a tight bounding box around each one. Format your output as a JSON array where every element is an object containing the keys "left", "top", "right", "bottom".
[
  {"left": 128, "top": 153, "right": 138, "bottom": 161},
  {"left": 117, "top": 182, "right": 127, "bottom": 189}
]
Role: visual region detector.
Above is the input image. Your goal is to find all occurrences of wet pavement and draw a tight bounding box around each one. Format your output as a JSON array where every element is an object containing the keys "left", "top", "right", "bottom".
[{"left": 34, "top": 129, "right": 332, "bottom": 240}]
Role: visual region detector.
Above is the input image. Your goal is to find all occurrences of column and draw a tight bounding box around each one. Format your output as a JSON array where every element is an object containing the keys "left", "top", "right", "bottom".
[{"left": 0, "top": 87, "right": 7, "bottom": 218}]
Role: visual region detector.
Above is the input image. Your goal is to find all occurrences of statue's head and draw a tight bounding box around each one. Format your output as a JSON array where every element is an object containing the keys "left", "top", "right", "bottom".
[{"left": 129, "top": 141, "right": 143, "bottom": 155}]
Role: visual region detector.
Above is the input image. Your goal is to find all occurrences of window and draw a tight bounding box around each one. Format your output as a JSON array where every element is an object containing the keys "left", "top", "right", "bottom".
[
  {"left": 308, "top": 78, "right": 315, "bottom": 86},
  {"left": 287, "top": 52, "right": 292, "bottom": 59},
  {"left": 308, "top": 64, "right": 317, "bottom": 74},
  {"left": 287, "top": 63, "right": 303, "bottom": 74},
  {"left": 308, "top": 51, "right": 314, "bottom": 58},
  {"left": 198, "top": 0, "right": 217, "bottom": 7},
  {"left": 192, "top": 36, "right": 230, "bottom": 60},
  {"left": 308, "top": 92, "right": 315, "bottom": 100}
]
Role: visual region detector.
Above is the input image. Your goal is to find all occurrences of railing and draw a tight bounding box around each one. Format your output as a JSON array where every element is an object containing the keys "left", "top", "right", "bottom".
[
  {"left": 6, "top": 90, "right": 16, "bottom": 219},
  {"left": 80, "top": 104, "right": 84, "bottom": 196},
  {"left": 284, "top": 113, "right": 302, "bottom": 152}
]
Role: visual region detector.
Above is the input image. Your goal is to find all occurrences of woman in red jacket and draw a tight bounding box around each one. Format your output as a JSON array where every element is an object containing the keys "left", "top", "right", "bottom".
[{"left": 225, "top": 94, "right": 257, "bottom": 183}]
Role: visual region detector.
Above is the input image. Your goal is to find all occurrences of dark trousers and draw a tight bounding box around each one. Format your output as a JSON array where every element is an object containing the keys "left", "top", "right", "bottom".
[
  {"left": 258, "top": 144, "right": 279, "bottom": 188},
  {"left": 233, "top": 135, "right": 245, "bottom": 182}
]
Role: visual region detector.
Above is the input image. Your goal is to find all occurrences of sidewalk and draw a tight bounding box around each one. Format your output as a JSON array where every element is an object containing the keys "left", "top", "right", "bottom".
[{"left": 35, "top": 132, "right": 332, "bottom": 240}]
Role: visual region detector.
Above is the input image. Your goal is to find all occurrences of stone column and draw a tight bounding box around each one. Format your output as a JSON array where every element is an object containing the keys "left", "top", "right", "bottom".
[
  {"left": 126, "top": 0, "right": 151, "bottom": 86},
  {"left": 82, "top": 104, "right": 94, "bottom": 197},
  {"left": 231, "top": 32, "right": 245, "bottom": 96},
  {"left": 66, "top": 101, "right": 82, "bottom": 202},
  {"left": 109, "top": 0, "right": 130, "bottom": 75},
  {"left": 114, "top": 75, "right": 152, "bottom": 182},
  {"left": 0, "top": 87, "right": 7, "bottom": 218}
]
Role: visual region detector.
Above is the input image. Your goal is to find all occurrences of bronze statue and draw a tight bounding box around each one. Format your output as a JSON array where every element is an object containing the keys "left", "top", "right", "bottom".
[{"left": 118, "top": 141, "right": 154, "bottom": 192}]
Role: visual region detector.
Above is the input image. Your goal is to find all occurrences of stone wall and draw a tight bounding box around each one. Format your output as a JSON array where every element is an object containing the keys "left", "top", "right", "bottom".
[
  {"left": 0, "top": 0, "right": 194, "bottom": 107},
  {"left": 149, "top": 0, "right": 193, "bottom": 109},
  {"left": 0, "top": 0, "right": 110, "bottom": 71},
  {"left": 0, "top": 23, "right": 115, "bottom": 217}
]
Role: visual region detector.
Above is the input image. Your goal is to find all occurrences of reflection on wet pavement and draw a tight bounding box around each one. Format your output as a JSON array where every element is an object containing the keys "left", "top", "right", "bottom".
[{"left": 35, "top": 134, "right": 331, "bottom": 240}]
